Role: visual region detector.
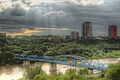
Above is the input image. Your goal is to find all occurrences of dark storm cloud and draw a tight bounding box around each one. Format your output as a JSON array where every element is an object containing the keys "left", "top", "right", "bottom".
[
  {"left": 11, "top": 8, "right": 26, "bottom": 16},
  {"left": 0, "top": 0, "right": 119, "bottom": 36}
]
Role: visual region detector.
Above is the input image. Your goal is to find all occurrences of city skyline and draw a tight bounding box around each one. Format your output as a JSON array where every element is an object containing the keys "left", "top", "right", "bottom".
[
  {"left": 1, "top": 22, "right": 119, "bottom": 39},
  {"left": 0, "top": 0, "right": 120, "bottom": 36}
]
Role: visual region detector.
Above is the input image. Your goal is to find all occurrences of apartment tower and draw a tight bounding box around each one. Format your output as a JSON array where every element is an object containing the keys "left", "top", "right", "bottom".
[
  {"left": 108, "top": 25, "right": 117, "bottom": 39},
  {"left": 82, "top": 22, "right": 92, "bottom": 39}
]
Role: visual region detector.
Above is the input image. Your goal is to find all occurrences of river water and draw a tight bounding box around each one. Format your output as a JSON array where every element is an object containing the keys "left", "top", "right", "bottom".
[
  {"left": 0, "top": 63, "right": 73, "bottom": 80},
  {"left": 0, "top": 58, "right": 120, "bottom": 80},
  {"left": 0, "top": 65, "right": 27, "bottom": 80}
]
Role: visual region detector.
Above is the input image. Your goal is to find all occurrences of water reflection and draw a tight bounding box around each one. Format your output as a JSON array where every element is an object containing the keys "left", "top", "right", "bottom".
[
  {"left": 0, "top": 63, "right": 72, "bottom": 80},
  {"left": 0, "top": 65, "right": 27, "bottom": 80}
]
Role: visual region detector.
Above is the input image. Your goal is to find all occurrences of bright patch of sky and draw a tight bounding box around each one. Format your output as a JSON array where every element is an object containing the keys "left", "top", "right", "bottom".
[{"left": 0, "top": 0, "right": 104, "bottom": 12}]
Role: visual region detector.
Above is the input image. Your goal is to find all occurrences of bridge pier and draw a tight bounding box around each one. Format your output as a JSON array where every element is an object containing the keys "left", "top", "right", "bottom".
[
  {"left": 49, "top": 63, "right": 57, "bottom": 76},
  {"left": 35, "top": 62, "right": 44, "bottom": 67},
  {"left": 23, "top": 60, "right": 30, "bottom": 66}
]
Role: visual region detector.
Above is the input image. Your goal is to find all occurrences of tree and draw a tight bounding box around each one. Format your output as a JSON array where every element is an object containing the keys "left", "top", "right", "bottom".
[
  {"left": 105, "top": 61, "right": 120, "bottom": 80},
  {"left": 18, "top": 78, "right": 27, "bottom": 80},
  {"left": 26, "top": 67, "right": 45, "bottom": 80},
  {"left": 33, "top": 74, "right": 51, "bottom": 80}
]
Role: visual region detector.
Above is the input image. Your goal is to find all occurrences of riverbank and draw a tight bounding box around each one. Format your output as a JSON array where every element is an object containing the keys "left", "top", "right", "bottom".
[{"left": 18, "top": 61, "right": 120, "bottom": 80}]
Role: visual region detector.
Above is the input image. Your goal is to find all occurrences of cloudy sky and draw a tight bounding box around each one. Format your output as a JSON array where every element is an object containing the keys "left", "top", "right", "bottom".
[{"left": 0, "top": 0, "right": 120, "bottom": 36}]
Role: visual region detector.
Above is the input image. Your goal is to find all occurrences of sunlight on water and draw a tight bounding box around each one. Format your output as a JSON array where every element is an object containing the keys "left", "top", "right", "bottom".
[
  {"left": 0, "top": 65, "right": 26, "bottom": 80},
  {"left": 0, "top": 63, "right": 73, "bottom": 80}
]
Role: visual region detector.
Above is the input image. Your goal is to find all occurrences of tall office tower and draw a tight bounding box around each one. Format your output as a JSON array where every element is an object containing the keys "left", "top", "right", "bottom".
[
  {"left": 71, "top": 31, "right": 79, "bottom": 40},
  {"left": 108, "top": 25, "right": 117, "bottom": 39},
  {"left": 82, "top": 22, "right": 92, "bottom": 39},
  {"left": 0, "top": 33, "right": 6, "bottom": 37}
]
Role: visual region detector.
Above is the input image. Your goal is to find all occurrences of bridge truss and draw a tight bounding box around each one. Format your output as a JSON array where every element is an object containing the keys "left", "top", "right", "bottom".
[{"left": 16, "top": 54, "right": 109, "bottom": 71}]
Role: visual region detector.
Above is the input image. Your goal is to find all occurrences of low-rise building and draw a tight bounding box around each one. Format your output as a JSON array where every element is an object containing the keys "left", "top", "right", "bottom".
[
  {"left": 0, "top": 33, "right": 6, "bottom": 37},
  {"left": 71, "top": 31, "right": 79, "bottom": 40}
]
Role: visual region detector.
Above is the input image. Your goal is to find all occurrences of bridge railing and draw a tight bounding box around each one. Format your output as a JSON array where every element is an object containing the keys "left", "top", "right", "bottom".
[{"left": 15, "top": 54, "right": 109, "bottom": 70}]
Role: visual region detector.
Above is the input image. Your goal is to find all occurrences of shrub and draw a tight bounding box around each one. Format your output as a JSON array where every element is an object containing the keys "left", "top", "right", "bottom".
[
  {"left": 26, "top": 67, "right": 45, "bottom": 80},
  {"left": 105, "top": 61, "right": 120, "bottom": 80}
]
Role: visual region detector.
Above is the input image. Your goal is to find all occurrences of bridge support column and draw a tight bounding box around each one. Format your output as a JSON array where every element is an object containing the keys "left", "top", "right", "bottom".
[
  {"left": 49, "top": 63, "right": 57, "bottom": 76},
  {"left": 23, "top": 60, "right": 30, "bottom": 66},
  {"left": 35, "top": 62, "right": 44, "bottom": 67}
]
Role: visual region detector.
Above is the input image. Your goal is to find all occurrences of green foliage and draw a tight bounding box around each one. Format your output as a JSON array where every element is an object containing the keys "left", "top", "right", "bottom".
[
  {"left": 0, "top": 36, "right": 120, "bottom": 65},
  {"left": 78, "top": 68, "right": 88, "bottom": 75},
  {"left": 33, "top": 74, "right": 52, "bottom": 80},
  {"left": 66, "top": 69, "right": 76, "bottom": 75},
  {"left": 55, "top": 74, "right": 71, "bottom": 80},
  {"left": 26, "top": 67, "right": 45, "bottom": 80},
  {"left": 0, "top": 52, "right": 14, "bottom": 65},
  {"left": 105, "top": 61, "right": 120, "bottom": 80},
  {"left": 21, "top": 65, "right": 113, "bottom": 80},
  {"left": 18, "top": 78, "right": 27, "bottom": 80}
]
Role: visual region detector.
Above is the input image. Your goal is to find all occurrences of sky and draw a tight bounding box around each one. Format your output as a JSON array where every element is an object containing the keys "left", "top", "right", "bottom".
[{"left": 0, "top": 0, "right": 120, "bottom": 36}]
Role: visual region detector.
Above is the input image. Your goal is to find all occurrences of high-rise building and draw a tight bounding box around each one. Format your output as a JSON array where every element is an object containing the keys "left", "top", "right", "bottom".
[
  {"left": 0, "top": 33, "right": 6, "bottom": 37},
  {"left": 108, "top": 25, "right": 117, "bottom": 39},
  {"left": 71, "top": 31, "right": 79, "bottom": 40},
  {"left": 82, "top": 22, "right": 92, "bottom": 39}
]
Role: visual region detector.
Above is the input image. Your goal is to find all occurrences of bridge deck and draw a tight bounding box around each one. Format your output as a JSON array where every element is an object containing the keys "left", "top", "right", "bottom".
[{"left": 15, "top": 54, "right": 109, "bottom": 71}]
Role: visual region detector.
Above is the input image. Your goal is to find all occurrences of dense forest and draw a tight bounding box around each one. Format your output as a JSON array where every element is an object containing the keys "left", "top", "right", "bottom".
[{"left": 0, "top": 36, "right": 120, "bottom": 65}]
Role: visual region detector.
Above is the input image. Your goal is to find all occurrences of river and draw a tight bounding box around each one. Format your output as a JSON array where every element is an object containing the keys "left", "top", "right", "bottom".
[
  {"left": 0, "top": 58, "right": 120, "bottom": 80},
  {"left": 0, "top": 63, "right": 73, "bottom": 80},
  {"left": 0, "top": 65, "right": 27, "bottom": 80}
]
